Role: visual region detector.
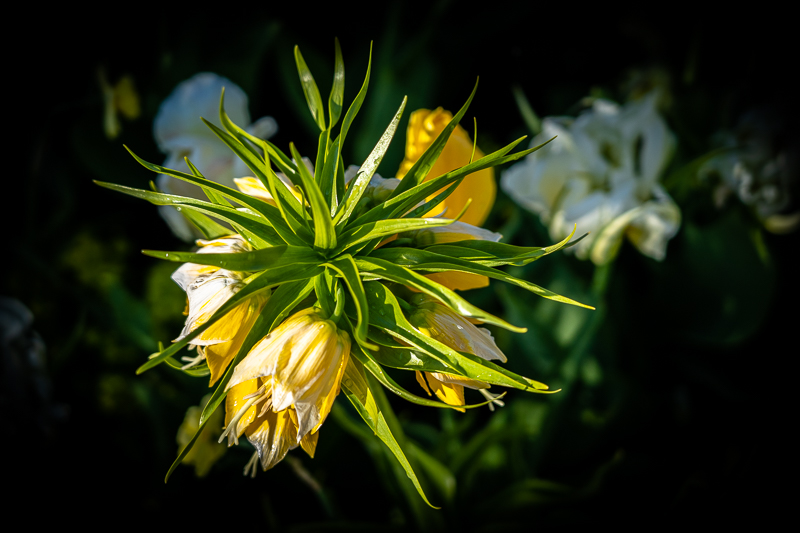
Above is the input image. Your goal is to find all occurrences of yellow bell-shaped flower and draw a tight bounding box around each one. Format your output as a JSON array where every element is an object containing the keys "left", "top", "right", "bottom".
[
  {"left": 408, "top": 294, "right": 506, "bottom": 411},
  {"left": 222, "top": 308, "right": 350, "bottom": 473},
  {"left": 171, "top": 235, "right": 267, "bottom": 385}
]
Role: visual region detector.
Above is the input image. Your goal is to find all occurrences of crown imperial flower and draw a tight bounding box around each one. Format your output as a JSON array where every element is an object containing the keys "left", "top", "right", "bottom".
[{"left": 99, "top": 41, "right": 591, "bottom": 501}]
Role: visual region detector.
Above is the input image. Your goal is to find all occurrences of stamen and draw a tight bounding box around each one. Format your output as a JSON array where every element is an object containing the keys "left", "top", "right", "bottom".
[
  {"left": 243, "top": 451, "right": 260, "bottom": 478},
  {"left": 479, "top": 388, "right": 505, "bottom": 411},
  {"left": 180, "top": 352, "right": 206, "bottom": 370}
]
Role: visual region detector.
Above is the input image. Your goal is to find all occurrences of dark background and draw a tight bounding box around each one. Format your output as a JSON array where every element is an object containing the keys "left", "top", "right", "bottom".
[{"left": 5, "top": 3, "right": 796, "bottom": 529}]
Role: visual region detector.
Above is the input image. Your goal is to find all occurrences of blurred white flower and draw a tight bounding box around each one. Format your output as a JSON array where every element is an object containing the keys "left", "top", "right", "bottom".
[
  {"left": 154, "top": 73, "right": 278, "bottom": 241},
  {"left": 700, "top": 106, "right": 799, "bottom": 234},
  {"left": 502, "top": 93, "right": 681, "bottom": 264}
]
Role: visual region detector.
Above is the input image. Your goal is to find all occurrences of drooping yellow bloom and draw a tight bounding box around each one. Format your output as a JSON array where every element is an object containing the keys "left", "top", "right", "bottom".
[
  {"left": 397, "top": 108, "right": 496, "bottom": 227},
  {"left": 408, "top": 294, "right": 506, "bottom": 411},
  {"left": 172, "top": 235, "right": 267, "bottom": 384},
  {"left": 221, "top": 308, "right": 350, "bottom": 474}
]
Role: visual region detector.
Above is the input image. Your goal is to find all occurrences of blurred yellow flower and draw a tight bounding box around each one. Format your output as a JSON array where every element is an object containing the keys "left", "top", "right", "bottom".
[
  {"left": 176, "top": 394, "right": 225, "bottom": 477},
  {"left": 171, "top": 235, "right": 267, "bottom": 384},
  {"left": 98, "top": 68, "right": 141, "bottom": 139},
  {"left": 397, "top": 108, "right": 496, "bottom": 227},
  {"left": 408, "top": 294, "right": 505, "bottom": 411},
  {"left": 221, "top": 308, "right": 350, "bottom": 474}
]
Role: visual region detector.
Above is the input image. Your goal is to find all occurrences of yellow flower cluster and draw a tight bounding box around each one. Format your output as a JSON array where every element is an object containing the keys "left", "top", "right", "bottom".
[{"left": 173, "top": 106, "right": 503, "bottom": 473}]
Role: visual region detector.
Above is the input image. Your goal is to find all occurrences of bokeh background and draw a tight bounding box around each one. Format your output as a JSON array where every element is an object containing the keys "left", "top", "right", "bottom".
[{"left": 6, "top": 3, "right": 797, "bottom": 529}]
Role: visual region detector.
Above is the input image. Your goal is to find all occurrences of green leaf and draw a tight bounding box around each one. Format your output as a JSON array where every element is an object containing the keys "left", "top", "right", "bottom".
[
  {"left": 363, "top": 282, "right": 552, "bottom": 392},
  {"left": 340, "top": 359, "right": 438, "bottom": 508},
  {"left": 328, "top": 37, "right": 345, "bottom": 129},
  {"left": 319, "top": 136, "right": 342, "bottom": 214},
  {"left": 180, "top": 207, "right": 230, "bottom": 239},
  {"left": 405, "top": 441, "right": 457, "bottom": 503},
  {"left": 137, "top": 264, "right": 322, "bottom": 374},
  {"left": 351, "top": 341, "right": 500, "bottom": 410},
  {"left": 335, "top": 216, "right": 456, "bottom": 256},
  {"left": 335, "top": 96, "right": 407, "bottom": 226},
  {"left": 323, "top": 255, "right": 375, "bottom": 350},
  {"left": 184, "top": 157, "right": 231, "bottom": 207},
  {"left": 388, "top": 79, "right": 479, "bottom": 201},
  {"left": 217, "top": 92, "right": 308, "bottom": 227},
  {"left": 352, "top": 135, "right": 536, "bottom": 229},
  {"left": 422, "top": 228, "right": 580, "bottom": 267},
  {"left": 512, "top": 85, "right": 542, "bottom": 135},
  {"left": 294, "top": 45, "right": 326, "bottom": 131},
  {"left": 142, "top": 245, "right": 322, "bottom": 273},
  {"left": 356, "top": 257, "right": 526, "bottom": 332},
  {"left": 339, "top": 41, "right": 371, "bottom": 147},
  {"left": 164, "top": 406, "right": 216, "bottom": 483},
  {"left": 95, "top": 181, "right": 284, "bottom": 246},
  {"left": 370, "top": 247, "right": 594, "bottom": 310},
  {"left": 122, "top": 146, "right": 305, "bottom": 245},
  {"left": 314, "top": 271, "right": 337, "bottom": 318},
  {"left": 289, "top": 143, "right": 337, "bottom": 250},
  {"left": 200, "top": 120, "right": 310, "bottom": 241}
]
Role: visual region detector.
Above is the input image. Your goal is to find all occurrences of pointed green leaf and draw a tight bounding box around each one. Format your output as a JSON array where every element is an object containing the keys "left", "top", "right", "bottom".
[
  {"left": 370, "top": 247, "right": 594, "bottom": 310},
  {"left": 164, "top": 405, "right": 216, "bottom": 482},
  {"left": 294, "top": 45, "right": 326, "bottom": 131},
  {"left": 340, "top": 361, "right": 438, "bottom": 509},
  {"left": 351, "top": 341, "right": 500, "bottom": 410},
  {"left": 180, "top": 208, "right": 230, "bottom": 239},
  {"left": 339, "top": 41, "right": 371, "bottom": 146},
  {"left": 142, "top": 245, "right": 322, "bottom": 273},
  {"left": 200, "top": 119, "right": 309, "bottom": 238},
  {"left": 328, "top": 37, "right": 345, "bottom": 129},
  {"left": 184, "top": 156, "right": 231, "bottom": 207},
  {"left": 335, "top": 216, "right": 456, "bottom": 256},
  {"left": 388, "top": 79, "right": 479, "bottom": 201},
  {"left": 289, "top": 143, "right": 337, "bottom": 250},
  {"left": 335, "top": 96, "right": 407, "bottom": 226},
  {"left": 122, "top": 146, "right": 305, "bottom": 245},
  {"left": 324, "top": 254, "right": 375, "bottom": 350},
  {"left": 356, "top": 257, "right": 525, "bottom": 332},
  {"left": 95, "top": 181, "right": 284, "bottom": 246},
  {"left": 363, "top": 282, "right": 552, "bottom": 392}
]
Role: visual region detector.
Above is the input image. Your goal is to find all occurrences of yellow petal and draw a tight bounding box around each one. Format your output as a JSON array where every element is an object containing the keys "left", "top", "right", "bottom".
[
  {"left": 300, "top": 430, "right": 319, "bottom": 458},
  {"left": 205, "top": 297, "right": 265, "bottom": 386},
  {"left": 397, "top": 108, "right": 496, "bottom": 227},
  {"left": 246, "top": 408, "right": 298, "bottom": 471},
  {"left": 225, "top": 380, "right": 259, "bottom": 439},
  {"left": 424, "top": 372, "right": 465, "bottom": 412},
  {"left": 424, "top": 271, "right": 489, "bottom": 291},
  {"left": 415, "top": 370, "right": 432, "bottom": 396}
]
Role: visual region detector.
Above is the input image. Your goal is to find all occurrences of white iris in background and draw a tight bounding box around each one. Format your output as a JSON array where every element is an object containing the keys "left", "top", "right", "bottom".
[
  {"left": 501, "top": 93, "right": 681, "bottom": 265},
  {"left": 154, "top": 73, "right": 278, "bottom": 241}
]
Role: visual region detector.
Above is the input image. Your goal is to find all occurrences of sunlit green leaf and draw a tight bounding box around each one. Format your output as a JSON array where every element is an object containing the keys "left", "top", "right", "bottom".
[
  {"left": 335, "top": 96, "right": 407, "bottom": 226},
  {"left": 289, "top": 143, "right": 337, "bottom": 250},
  {"left": 328, "top": 37, "right": 344, "bottom": 129},
  {"left": 294, "top": 45, "right": 326, "bottom": 131},
  {"left": 370, "top": 247, "right": 594, "bottom": 310},
  {"left": 356, "top": 258, "right": 526, "bottom": 331}
]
